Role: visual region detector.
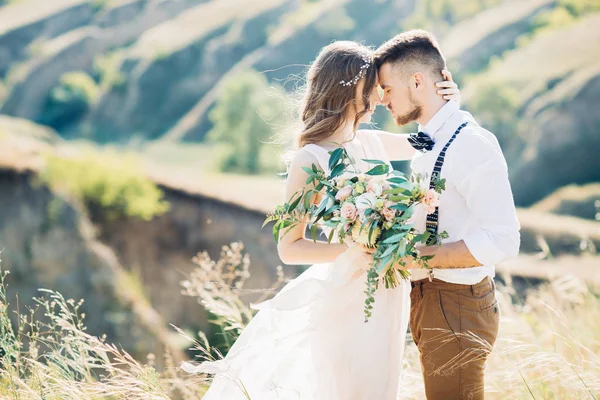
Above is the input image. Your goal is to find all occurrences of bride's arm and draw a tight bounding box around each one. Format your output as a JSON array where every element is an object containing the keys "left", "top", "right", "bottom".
[
  {"left": 277, "top": 150, "right": 349, "bottom": 265},
  {"left": 373, "top": 132, "right": 416, "bottom": 161}
]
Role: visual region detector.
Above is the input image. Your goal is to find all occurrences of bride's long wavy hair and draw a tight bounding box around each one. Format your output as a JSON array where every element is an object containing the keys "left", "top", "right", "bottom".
[{"left": 295, "top": 41, "right": 377, "bottom": 149}]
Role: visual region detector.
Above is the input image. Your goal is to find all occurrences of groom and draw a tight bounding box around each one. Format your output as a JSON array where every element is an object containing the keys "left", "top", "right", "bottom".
[{"left": 373, "top": 30, "right": 520, "bottom": 399}]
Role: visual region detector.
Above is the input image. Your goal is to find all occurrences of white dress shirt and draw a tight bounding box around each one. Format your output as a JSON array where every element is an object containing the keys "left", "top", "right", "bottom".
[{"left": 410, "top": 100, "right": 521, "bottom": 284}]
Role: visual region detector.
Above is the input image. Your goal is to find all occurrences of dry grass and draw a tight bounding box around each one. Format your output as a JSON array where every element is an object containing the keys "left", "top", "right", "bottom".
[
  {"left": 441, "top": 0, "right": 553, "bottom": 61},
  {"left": 0, "top": 0, "right": 86, "bottom": 36},
  {"left": 129, "top": 0, "right": 287, "bottom": 60},
  {"left": 463, "top": 12, "right": 600, "bottom": 105},
  {"left": 179, "top": 244, "right": 600, "bottom": 400},
  {"left": 1, "top": 242, "right": 599, "bottom": 399}
]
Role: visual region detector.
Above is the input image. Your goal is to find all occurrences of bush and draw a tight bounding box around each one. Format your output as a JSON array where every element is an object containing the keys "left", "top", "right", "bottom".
[
  {"left": 40, "top": 71, "right": 99, "bottom": 131},
  {"left": 92, "top": 52, "right": 127, "bottom": 91},
  {"left": 40, "top": 149, "right": 169, "bottom": 221}
]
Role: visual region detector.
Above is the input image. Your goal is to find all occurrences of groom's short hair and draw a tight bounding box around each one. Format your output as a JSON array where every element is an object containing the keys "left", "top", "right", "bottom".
[{"left": 374, "top": 30, "right": 446, "bottom": 79}]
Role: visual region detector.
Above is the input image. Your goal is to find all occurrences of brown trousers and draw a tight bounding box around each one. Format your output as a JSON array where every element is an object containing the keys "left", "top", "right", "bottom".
[{"left": 410, "top": 277, "right": 500, "bottom": 400}]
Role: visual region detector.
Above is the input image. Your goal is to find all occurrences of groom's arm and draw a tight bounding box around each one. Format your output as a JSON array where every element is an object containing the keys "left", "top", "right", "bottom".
[
  {"left": 415, "top": 240, "right": 481, "bottom": 269},
  {"left": 403, "top": 131, "right": 521, "bottom": 270}
]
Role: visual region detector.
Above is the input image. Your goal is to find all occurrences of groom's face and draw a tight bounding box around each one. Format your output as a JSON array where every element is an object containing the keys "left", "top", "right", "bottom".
[{"left": 377, "top": 62, "right": 423, "bottom": 126}]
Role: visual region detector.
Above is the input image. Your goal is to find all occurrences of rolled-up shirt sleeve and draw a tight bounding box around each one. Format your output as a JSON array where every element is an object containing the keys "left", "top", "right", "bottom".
[{"left": 450, "top": 132, "right": 521, "bottom": 266}]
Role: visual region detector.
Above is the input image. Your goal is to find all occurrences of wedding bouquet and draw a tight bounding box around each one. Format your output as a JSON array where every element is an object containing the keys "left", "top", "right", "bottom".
[{"left": 264, "top": 147, "right": 448, "bottom": 321}]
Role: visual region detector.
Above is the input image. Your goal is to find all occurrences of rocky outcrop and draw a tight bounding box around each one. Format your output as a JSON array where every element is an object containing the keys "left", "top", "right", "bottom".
[
  {"left": 93, "top": 183, "right": 286, "bottom": 333},
  {"left": 0, "top": 167, "right": 183, "bottom": 365}
]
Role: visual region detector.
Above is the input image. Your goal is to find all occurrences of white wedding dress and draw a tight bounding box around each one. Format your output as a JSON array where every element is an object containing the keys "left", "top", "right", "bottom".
[{"left": 185, "top": 131, "right": 411, "bottom": 400}]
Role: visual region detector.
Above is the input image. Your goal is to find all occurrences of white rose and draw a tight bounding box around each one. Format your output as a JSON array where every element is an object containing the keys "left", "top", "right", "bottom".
[{"left": 355, "top": 193, "right": 378, "bottom": 210}]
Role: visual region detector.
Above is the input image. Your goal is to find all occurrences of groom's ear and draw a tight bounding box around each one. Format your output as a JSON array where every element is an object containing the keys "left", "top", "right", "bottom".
[{"left": 413, "top": 72, "right": 425, "bottom": 90}]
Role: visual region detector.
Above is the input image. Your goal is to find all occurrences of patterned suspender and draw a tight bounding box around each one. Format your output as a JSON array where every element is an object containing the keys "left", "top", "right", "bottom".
[{"left": 425, "top": 122, "right": 469, "bottom": 245}]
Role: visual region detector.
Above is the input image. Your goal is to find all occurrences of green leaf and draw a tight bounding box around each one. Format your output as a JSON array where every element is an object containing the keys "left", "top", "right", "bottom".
[
  {"left": 301, "top": 167, "right": 314, "bottom": 175},
  {"left": 328, "top": 148, "right": 344, "bottom": 170},
  {"left": 324, "top": 205, "right": 339, "bottom": 217},
  {"left": 375, "top": 254, "right": 392, "bottom": 274},
  {"left": 273, "top": 220, "right": 283, "bottom": 243},
  {"left": 382, "top": 232, "right": 407, "bottom": 244},
  {"left": 311, "top": 224, "right": 318, "bottom": 242},
  {"left": 359, "top": 218, "right": 371, "bottom": 234},
  {"left": 396, "top": 241, "right": 407, "bottom": 258},
  {"left": 389, "top": 203, "right": 409, "bottom": 212},
  {"left": 384, "top": 182, "right": 413, "bottom": 193},
  {"left": 330, "top": 163, "right": 346, "bottom": 178},
  {"left": 380, "top": 244, "right": 397, "bottom": 259},
  {"left": 389, "top": 195, "right": 411, "bottom": 202},
  {"left": 262, "top": 217, "right": 274, "bottom": 229},
  {"left": 286, "top": 190, "right": 304, "bottom": 213},
  {"left": 365, "top": 164, "right": 389, "bottom": 176},
  {"left": 413, "top": 232, "right": 430, "bottom": 243},
  {"left": 387, "top": 176, "right": 408, "bottom": 184},
  {"left": 384, "top": 189, "right": 411, "bottom": 198},
  {"left": 303, "top": 190, "right": 314, "bottom": 209},
  {"left": 327, "top": 228, "right": 336, "bottom": 243},
  {"left": 368, "top": 220, "right": 377, "bottom": 244},
  {"left": 362, "top": 159, "right": 386, "bottom": 165}
]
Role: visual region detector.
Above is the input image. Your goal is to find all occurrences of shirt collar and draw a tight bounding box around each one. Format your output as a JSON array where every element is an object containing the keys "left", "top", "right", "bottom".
[{"left": 417, "top": 100, "right": 460, "bottom": 140}]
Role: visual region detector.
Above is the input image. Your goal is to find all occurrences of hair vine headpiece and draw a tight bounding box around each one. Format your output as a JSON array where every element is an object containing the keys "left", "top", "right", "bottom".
[{"left": 339, "top": 54, "right": 371, "bottom": 87}]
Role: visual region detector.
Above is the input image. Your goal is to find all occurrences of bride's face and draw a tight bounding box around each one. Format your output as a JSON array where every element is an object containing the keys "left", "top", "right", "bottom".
[{"left": 353, "top": 78, "right": 381, "bottom": 124}]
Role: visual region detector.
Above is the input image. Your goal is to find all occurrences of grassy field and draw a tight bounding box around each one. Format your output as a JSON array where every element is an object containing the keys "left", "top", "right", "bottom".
[
  {"left": 140, "top": 140, "right": 286, "bottom": 213},
  {"left": 463, "top": 12, "right": 600, "bottom": 106},
  {"left": 0, "top": 245, "right": 598, "bottom": 399},
  {"left": 129, "top": 0, "right": 287, "bottom": 60}
]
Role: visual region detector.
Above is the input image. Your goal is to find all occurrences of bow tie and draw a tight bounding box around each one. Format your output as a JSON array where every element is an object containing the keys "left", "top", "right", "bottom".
[{"left": 408, "top": 131, "right": 435, "bottom": 152}]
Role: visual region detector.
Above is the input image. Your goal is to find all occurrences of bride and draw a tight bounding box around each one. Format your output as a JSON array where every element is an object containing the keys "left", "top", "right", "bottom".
[{"left": 183, "top": 41, "right": 460, "bottom": 399}]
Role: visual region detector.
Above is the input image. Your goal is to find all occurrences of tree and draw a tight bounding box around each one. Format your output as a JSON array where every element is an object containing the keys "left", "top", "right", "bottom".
[{"left": 207, "top": 70, "right": 287, "bottom": 174}]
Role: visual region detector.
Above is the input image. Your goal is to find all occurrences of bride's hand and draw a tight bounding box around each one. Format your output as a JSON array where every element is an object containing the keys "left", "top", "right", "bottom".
[{"left": 436, "top": 70, "right": 460, "bottom": 106}]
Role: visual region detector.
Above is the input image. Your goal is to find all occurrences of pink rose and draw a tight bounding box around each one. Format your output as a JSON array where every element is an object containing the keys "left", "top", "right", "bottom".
[
  {"left": 366, "top": 181, "right": 383, "bottom": 196},
  {"left": 382, "top": 200, "right": 397, "bottom": 221},
  {"left": 422, "top": 189, "right": 440, "bottom": 215},
  {"left": 340, "top": 202, "right": 357, "bottom": 221},
  {"left": 335, "top": 185, "right": 353, "bottom": 202}
]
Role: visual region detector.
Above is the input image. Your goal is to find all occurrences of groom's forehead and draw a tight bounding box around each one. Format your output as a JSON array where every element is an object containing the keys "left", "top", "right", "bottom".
[{"left": 377, "top": 63, "right": 395, "bottom": 83}]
